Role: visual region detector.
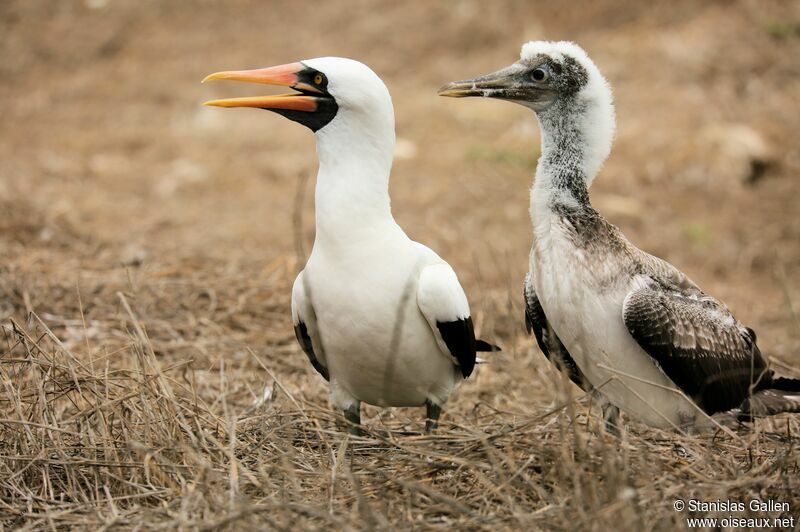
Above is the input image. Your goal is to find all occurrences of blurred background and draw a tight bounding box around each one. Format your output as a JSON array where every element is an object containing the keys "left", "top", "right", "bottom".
[
  {"left": 1, "top": 0, "right": 800, "bottom": 413},
  {"left": 1, "top": 0, "right": 800, "bottom": 527}
]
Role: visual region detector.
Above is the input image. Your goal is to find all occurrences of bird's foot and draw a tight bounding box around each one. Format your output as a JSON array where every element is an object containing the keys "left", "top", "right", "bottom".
[{"left": 347, "top": 425, "right": 365, "bottom": 437}]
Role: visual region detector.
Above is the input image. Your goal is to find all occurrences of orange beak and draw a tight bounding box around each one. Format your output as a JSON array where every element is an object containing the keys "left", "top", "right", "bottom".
[{"left": 202, "top": 62, "right": 320, "bottom": 112}]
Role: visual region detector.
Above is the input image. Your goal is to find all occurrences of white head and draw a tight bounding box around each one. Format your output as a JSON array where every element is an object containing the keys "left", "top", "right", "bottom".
[
  {"left": 440, "top": 41, "right": 616, "bottom": 184},
  {"left": 303, "top": 57, "right": 394, "bottom": 134},
  {"left": 202, "top": 57, "right": 393, "bottom": 135}
]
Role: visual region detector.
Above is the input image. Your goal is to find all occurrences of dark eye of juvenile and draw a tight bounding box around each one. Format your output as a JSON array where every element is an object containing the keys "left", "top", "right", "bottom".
[{"left": 532, "top": 68, "right": 547, "bottom": 81}]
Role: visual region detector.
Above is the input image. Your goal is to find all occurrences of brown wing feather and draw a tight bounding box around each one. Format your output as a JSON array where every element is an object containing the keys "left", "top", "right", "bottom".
[{"left": 623, "top": 281, "right": 771, "bottom": 415}]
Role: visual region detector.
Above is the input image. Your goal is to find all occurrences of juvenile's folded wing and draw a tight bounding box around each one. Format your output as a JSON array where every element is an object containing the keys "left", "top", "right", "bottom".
[{"left": 622, "top": 279, "right": 768, "bottom": 414}]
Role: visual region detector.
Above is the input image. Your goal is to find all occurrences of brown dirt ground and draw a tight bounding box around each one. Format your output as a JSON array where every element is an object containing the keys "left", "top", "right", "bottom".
[{"left": 1, "top": 0, "right": 799, "bottom": 529}]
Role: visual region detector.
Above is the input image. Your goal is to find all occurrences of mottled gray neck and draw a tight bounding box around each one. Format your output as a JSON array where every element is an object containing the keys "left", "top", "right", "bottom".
[
  {"left": 533, "top": 99, "right": 592, "bottom": 208},
  {"left": 532, "top": 93, "right": 615, "bottom": 211}
]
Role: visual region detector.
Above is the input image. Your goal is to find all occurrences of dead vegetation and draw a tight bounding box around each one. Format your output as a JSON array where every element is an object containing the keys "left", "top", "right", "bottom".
[
  {"left": 1, "top": 303, "right": 799, "bottom": 530},
  {"left": 2, "top": 0, "right": 800, "bottom": 529}
]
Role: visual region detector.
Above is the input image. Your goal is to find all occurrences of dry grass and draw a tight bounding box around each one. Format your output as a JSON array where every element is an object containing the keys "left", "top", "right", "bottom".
[
  {"left": 2, "top": 305, "right": 799, "bottom": 530},
  {"left": 1, "top": 196, "right": 798, "bottom": 530},
  {"left": 2, "top": 0, "right": 800, "bottom": 529}
]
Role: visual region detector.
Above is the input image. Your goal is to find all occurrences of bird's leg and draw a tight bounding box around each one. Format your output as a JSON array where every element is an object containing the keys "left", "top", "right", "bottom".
[
  {"left": 678, "top": 411, "right": 697, "bottom": 435},
  {"left": 343, "top": 402, "right": 363, "bottom": 436},
  {"left": 602, "top": 402, "right": 621, "bottom": 437},
  {"left": 425, "top": 400, "right": 442, "bottom": 434},
  {"left": 593, "top": 390, "right": 621, "bottom": 437}
]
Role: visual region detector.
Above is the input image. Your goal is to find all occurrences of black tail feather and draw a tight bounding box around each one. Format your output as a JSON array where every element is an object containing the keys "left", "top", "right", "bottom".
[
  {"left": 476, "top": 340, "right": 501, "bottom": 352},
  {"left": 770, "top": 376, "right": 800, "bottom": 392},
  {"left": 739, "top": 387, "right": 800, "bottom": 420}
]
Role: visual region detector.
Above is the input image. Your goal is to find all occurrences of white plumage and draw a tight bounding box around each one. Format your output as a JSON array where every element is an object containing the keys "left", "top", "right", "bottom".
[
  {"left": 205, "top": 57, "right": 492, "bottom": 433},
  {"left": 294, "top": 233, "right": 467, "bottom": 410},
  {"left": 294, "top": 59, "right": 486, "bottom": 430}
]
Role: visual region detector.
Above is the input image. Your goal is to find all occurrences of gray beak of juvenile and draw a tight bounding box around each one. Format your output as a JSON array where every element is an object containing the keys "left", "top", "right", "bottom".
[{"left": 437, "top": 65, "right": 522, "bottom": 99}]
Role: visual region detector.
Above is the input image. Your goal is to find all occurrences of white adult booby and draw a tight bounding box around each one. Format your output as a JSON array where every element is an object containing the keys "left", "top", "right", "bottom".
[
  {"left": 439, "top": 41, "right": 800, "bottom": 430},
  {"left": 203, "top": 58, "right": 497, "bottom": 433}
]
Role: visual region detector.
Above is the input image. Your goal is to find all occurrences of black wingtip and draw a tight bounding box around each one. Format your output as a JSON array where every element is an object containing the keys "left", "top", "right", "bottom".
[
  {"left": 294, "top": 322, "right": 330, "bottom": 382},
  {"left": 476, "top": 340, "right": 501, "bottom": 352}
]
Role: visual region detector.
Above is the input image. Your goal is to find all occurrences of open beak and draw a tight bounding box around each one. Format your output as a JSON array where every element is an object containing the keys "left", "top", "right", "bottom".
[
  {"left": 202, "top": 62, "right": 321, "bottom": 111},
  {"left": 438, "top": 64, "right": 526, "bottom": 100}
]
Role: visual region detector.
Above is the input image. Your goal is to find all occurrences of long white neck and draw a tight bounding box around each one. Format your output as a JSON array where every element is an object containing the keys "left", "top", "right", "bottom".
[
  {"left": 313, "top": 109, "right": 398, "bottom": 245},
  {"left": 532, "top": 90, "right": 615, "bottom": 211}
]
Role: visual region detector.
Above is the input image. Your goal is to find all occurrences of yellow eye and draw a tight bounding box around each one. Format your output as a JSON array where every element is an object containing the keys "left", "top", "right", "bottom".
[{"left": 314, "top": 73, "right": 324, "bottom": 85}]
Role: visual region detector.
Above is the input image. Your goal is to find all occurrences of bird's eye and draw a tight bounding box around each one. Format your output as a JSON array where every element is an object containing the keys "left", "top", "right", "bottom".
[
  {"left": 314, "top": 73, "right": 325, "bottom": 85},
  {"left": 531, "top": 68, "right": 548, "bottom": 82}
]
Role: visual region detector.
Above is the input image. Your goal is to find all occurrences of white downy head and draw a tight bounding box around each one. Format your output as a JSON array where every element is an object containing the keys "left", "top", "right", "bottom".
[
  {"left": 519, "top": 41, "right": 616, "bottom": 185},
  {"left": 439, "top": 40, "right": 616, "bottom": 189}
]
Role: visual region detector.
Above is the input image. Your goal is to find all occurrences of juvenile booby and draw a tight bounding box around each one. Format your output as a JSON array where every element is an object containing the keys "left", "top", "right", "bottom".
[
  {"left": 439, "top": 41, "right": 800, "bottom": 430},
  {"left": 203, "top": 58, "right": 497, "bottom": 433}
]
